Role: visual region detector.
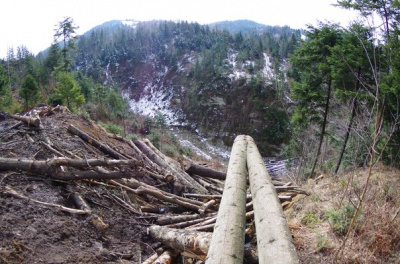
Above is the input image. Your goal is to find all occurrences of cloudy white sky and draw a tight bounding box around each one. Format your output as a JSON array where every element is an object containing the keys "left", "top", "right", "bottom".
[{"left": 0, "top": 0, "right": 358, "bottom": 59}]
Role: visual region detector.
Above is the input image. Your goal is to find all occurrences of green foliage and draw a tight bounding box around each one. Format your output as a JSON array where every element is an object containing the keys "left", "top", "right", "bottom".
[
  {"left": 125, "top": 134, "right": 138, "bottom": 141},
  {"left": 325, "top": 203, "right": 361, "bottom": 236},
  {"left": 154, "top": 111, "right": 167, "bottom": 128},
  {"left": 0, "top": 63, "right": 16, "bottom": 112},
  {"left": 19, "top": 74, "right": 39, "bottom": 108},
  {"left": 147, "top": 130, "right": 160, "bottom": 149},
  {"left": 99, "top": 121, "right": 123, "bottom": 135},
  {"left": 315, "top": 233, "right": 334, "bottom": 252},
  {"left": 54, "top": 17, "right": 79, "bottom": 71},
  {"left": 54, "top": 72, "right": 85, "bottom": 110},
  {"left": 301, "top": 212, "right": 320, "bottom": 228}
]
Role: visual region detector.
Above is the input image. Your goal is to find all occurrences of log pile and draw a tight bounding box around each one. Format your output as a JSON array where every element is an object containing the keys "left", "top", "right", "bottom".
[{"left": 0, "top": 107, "right": 306, "bottom": 263}]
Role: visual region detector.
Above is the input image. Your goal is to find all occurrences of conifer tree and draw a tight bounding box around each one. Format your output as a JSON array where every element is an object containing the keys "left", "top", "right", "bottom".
[
  {"left": 54, "top": 17, "right": 79, "bottom": 71},
  {"left": 19, "top": 74, "right": 39, "bottom": 109}
]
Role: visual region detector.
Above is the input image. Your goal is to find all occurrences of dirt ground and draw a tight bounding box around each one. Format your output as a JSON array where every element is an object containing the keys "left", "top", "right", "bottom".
[{"left": 0, "top": 108, "right": 165, "bottom": 264}]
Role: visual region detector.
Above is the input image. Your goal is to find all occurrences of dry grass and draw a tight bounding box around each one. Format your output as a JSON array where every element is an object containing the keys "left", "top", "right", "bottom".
[{"left": 285, "top": 163, "right": 400, "bottom": 263}]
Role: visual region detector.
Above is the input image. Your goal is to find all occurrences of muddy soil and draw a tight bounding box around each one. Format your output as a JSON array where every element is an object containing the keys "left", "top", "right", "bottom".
[{"left": 0, "top": 109, "right": 165, "bottom": 264}]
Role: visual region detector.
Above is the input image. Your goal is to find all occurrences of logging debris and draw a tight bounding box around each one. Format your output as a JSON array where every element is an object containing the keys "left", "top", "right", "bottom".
[{"left": 0, "top": 106, "right": 306, "bottom": 263}]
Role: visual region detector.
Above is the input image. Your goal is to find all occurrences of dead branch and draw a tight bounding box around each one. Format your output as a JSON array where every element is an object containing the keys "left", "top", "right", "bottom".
[{"left": 3, "top": 186, "right": 90, "bottom": 214}]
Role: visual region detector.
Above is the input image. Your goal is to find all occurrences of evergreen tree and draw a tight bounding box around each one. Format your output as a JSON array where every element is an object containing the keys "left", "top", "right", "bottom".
[
  {"left": 289, "top": 23, "right": 342, "bottom": 177},
  {"left": 55, "top": 72, "right": 85, "bottom": 110},
  {"left": 0, "top": 63, "right": 13, "bottom": 111},
  {"left": 19, "top": 74, "right": 39, "bottom": 109},
  {"left": 54, "top": 17, "right": 79, "bottom": 71}
]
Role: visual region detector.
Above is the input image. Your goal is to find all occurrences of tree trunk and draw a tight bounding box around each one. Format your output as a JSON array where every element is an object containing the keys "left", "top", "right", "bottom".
[
  {"left": 310, "top": 78, "right": 332, "bottom": 178},
  {"left": 335, "top": 96, "right": 357, "bottom": 174},
  {"left": 148, "top": 225, "right": 212, "bottom": 260},
  {"left": 184, "top": 161, "right": 226, "bottom": 180},
  {"left": 206, "top": 135, "right": 248, "bottom": 264},
  {"left": 67, "top": 124, "right": 126, "bottom": 159},
  {"left": 247, "top": 137, "right": 299, "bottom": 264},
  {"left": 11, "top": 114, "right": 41, "bottom": 128},
  {"left": 0, "top": 157, "right": 140, "bottom": 180}
]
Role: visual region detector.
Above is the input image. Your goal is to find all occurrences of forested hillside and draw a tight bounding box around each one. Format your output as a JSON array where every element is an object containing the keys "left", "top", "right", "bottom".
[
  {"left": 0, "top": 19, "right": 300, "bottom": 157},
  {"left": 73, "top": 20, "right": 300, "bottom": 155}
]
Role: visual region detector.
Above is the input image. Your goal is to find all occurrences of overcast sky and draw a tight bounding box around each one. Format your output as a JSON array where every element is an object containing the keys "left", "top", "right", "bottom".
[{"left": 0, "top": 0, "right": 358, "bottom": 59}]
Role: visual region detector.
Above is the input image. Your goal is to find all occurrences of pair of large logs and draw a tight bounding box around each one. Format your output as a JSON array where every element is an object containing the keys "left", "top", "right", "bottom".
[{"left": 149, "top": 135, "right": 299, "bottom": 264}]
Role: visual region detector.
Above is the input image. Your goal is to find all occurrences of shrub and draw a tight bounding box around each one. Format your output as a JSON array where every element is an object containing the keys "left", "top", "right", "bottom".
[
  {"left": 325, "top": 202, "right": 361, "bottom": 236},
  {"left": 301, "top": 212, "right": 320, "bottom": 228},
  {"left": 99, "top": 121, "right": 123, "bottom": 135}
]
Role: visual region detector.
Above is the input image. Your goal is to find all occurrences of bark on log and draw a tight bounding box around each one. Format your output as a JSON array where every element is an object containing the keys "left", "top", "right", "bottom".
[
  {"left": 156, "top": 213, "right": 216, "bottom": 226},
  {"left": 68, "top": 125, "right": 126, "bottom": 159},
  {"left": 148, "top": 225, "right": 211, "bottom": 260},
  {"left": 0, "top": 157, "right": 141, "bottom": 180},
  {"left": 11, "top": 114, "right": 41, "bottom": 128},
  {"left": 206, "top": 135, "right": 248, "bottom": 264},
  {"left": 247, "top": 136, "right": 299, "bottom": 264},
  {"left": 184, "top": 161, "right": 226, "bottom": 181}
]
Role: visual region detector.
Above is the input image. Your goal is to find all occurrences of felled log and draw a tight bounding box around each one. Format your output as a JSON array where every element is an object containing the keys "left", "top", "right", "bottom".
[
  {"left": 152, "top": 248, "right": 179, "bottom": 264},
  {"left": 206, "top": 135, "right": 248, "bottom": 264},
  {"left": 166, "top": 215, "right": 215, "bottom": 229},
  {"left": 11, "top": 114, "right": 40, "bottom": 128},
  {"left": 136, "top": 186, "right": 206, "bottom": 212},
  {"left": 68, "top": 124, "right": 126, "bottom": 160},
  {"left": 0, "top": 157, "right": 141, "bottom": 180},
  {"left": 142, "top": 252, "right": 159, "bottom": 264},
  {"left": 148, "top": 225, "right": 212, "bottom": 260},
  {"left": 184, "top": 161, "right": 226, "bottom": 181},
  {"left": 3, "top": 186, "right": 90, "bottom": 214},
  {"left": 247, "top": 136, "right": 299, "bottom": 264},
  {"left": 110, "top": 179, "right": 209, "bottom": 213},
  {"left": 65, "top": 184, "right": 109, "bottom": 233},
  {"left": 198, "top": 199, "right": 216, "bottom": 214},
  {"left": 156, "top": 213, "right": 216, "bottom": 226},
  {"left": 134, "top": 139, "right": 208, "bottom": 194},
  {"left": 192, "top": 175, "right": 224, "bottom": 194}
]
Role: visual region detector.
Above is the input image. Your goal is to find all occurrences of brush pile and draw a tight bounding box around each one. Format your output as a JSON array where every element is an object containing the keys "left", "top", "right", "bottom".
[{"left": 0, "top": 106, "right": 306, "bottom": 264}]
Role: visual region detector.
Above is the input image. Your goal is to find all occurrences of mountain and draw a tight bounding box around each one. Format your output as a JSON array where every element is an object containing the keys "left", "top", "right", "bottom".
[
  {"left": 209, "top": 19, "right": 270, "bottom": 34},
  {"left": 73, "top": 20, "right": 301, "bottom": 156}
]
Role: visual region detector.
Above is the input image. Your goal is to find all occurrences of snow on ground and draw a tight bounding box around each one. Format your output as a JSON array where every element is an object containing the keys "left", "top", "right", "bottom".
[{"left": 263, "top": 53, "right": 274, "bottom": 79}]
